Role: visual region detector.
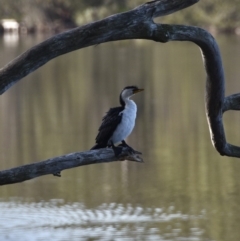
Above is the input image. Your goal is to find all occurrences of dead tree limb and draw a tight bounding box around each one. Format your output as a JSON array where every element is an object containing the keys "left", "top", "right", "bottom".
[
  {"left": 157, "top": 24, "right": 240, "bottom": 157},
  {"left": 1, "top": 0, "right": 240, "bottom": 185},
  {"left": 0, "top": 148, "right": 143, "bottom": 185},
  {"left": 0, "top": 0, "right": 198, "bottom": 93}
]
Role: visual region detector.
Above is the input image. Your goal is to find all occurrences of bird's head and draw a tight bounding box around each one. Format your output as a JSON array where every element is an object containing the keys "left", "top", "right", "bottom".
[{"left": 120, "top": 86, "right": 144, "bottom": 105}]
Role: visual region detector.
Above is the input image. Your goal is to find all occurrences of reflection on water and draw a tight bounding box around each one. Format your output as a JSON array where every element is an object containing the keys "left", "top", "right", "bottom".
[
  {"left": 0, "top": 35, "right": 240, "bottom": 240},
  {"left": 0, "top": 199, "right": 206, "bottom": 241}
]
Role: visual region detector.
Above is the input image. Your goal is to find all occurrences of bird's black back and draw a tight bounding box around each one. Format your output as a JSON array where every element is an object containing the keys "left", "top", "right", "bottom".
[{"left": 91, "top": 106, "right": 124, "bottom": 149}]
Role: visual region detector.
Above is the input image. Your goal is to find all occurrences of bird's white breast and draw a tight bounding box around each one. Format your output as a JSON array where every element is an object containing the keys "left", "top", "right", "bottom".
[{"left": 109, "top": 100, "right": 137, "bottom": 145}]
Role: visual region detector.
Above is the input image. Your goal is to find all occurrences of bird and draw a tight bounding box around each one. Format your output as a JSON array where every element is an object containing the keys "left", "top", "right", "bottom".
[{"left": 91, "top": 86, "right": 144, "bottom": 156}]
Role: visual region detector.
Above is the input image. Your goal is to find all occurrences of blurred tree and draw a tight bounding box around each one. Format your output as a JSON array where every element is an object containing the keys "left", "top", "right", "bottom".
[
  {"left": 0, "top": 0, "right": 25, "bottom": 19},
  {"left": 33, "top": 0, "right": 77, "bottom": 30},
  {"left": 0, "top": 0, "right": 239, "bottom": 33},
  {"left": 156, "top": 0, "right": 240, "bottom": 33}
]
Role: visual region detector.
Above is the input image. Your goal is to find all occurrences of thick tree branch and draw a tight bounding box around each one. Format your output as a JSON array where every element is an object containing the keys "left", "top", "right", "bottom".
[
  {"left": 154, "top": 24, "right": 240, "bottom": 157},
  {"left": 0, "top": 0, "right": 198, "bottom": 94},
  {"left": 0, "top": 148, "right": 143, "bottom": 185}
]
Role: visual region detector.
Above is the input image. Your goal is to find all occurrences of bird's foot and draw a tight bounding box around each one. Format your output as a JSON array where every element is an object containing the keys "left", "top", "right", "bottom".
[
  {"left": 112, "top": 145, "right": 124, "bottom": 157},
  {"left": 111, "top": 141, "right": 142, "bottom": 157},
  {"left": 118, "top": 143, "right": 135, "bottom": 153},
  {"left": 119, "top": 141, "right": 142, "bottom": 155},
  {"left": 111, "top": 141, "right": 128, "bottom": 157}
]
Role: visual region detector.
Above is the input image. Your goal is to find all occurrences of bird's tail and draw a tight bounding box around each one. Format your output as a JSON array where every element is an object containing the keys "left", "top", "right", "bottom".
[{"left": 90, "top": 143, "right": 105, "bottom": 150}]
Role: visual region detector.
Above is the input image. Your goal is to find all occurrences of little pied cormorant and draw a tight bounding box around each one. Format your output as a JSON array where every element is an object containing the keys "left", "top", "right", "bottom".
[{"left": 91, "top": 86, "right": 144, "bottom": 154}]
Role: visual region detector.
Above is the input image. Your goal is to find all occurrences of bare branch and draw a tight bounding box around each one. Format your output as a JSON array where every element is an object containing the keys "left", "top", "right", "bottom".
[
  {"left": 223, "top": 94, "right": 240, "bottom": 112},
  {"left": 154, "top": 24, "right": 240, "bottom": 157},
  {"left": 0, "top": 148, "right": 143, "bottom": 185},
  {"left": 0, "top": 0, "right": 198, "bottom": 94}
]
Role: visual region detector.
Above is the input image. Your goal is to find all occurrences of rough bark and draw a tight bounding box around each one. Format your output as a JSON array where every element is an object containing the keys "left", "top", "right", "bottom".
[
  {"left": 156, "top": 24, "right": 240, "bottom": 157},
  {"left": 0, "top": 148, "right": 143, "bottom": 185},
  {"left": 0, "top": 0, "right": 197, "bottom": 93},
  {"left": 0, "top": 0, "right": 240, "bottom": 185}
]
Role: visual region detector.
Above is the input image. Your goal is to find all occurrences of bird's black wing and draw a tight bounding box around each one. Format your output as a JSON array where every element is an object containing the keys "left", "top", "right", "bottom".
[{"left": 95, "top": 106, "right": 124, "bottom": 147}]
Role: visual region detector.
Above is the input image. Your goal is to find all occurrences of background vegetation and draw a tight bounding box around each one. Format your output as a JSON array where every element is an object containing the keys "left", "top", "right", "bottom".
[{"left": 0, "top": 0, "right": 239, "bottom": 33}]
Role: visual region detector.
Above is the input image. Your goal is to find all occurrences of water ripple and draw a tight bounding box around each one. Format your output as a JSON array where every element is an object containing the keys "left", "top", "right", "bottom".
[{"left": 0, "top": 200, "right": 208, "bottom": 241}]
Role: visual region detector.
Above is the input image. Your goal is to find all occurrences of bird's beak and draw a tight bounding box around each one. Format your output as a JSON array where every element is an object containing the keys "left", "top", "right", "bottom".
[{"left": 133, "top": 88, "right": 144, "bottom": 94}]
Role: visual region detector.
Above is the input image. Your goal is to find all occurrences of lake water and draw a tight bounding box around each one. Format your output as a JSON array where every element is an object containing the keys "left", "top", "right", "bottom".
[{"left": 0, "top": 33, "right": 240, "bottom": 241}]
